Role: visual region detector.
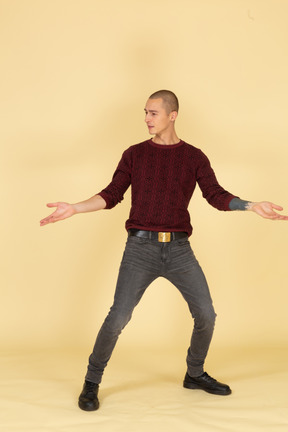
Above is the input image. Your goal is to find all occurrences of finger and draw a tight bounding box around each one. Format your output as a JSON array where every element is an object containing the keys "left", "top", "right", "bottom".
[
  {"left": 271, "top": 203, "right": 283, "bottom": 211},
  {"left": 275, "top": 215, "right": 288, "bottom": 220},
  {"left": 40, "top": 219, "right": 51, "bottom": 226},
  {"left": 46, "top": 203, "right": 59, "bottom": 208},
  {"left": 40, "top": 216, "right": 54, "bottom": 225},
  {"left": 40, "top": 212, "right": 58, "bottom": 225},
  {"left": 264, "top": 213, "right": 288, "bottom": 220}
]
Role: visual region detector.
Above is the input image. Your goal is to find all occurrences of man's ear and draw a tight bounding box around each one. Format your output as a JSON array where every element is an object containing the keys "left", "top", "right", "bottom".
[{"left": 170, "top": 111, "right": 178, "bottom": 122}]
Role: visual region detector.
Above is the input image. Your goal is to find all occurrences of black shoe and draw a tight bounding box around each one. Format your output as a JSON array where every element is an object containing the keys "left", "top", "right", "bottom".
[
  {"left": 183, "top": 372, "right": 232, "bottom": 396},
  {"left": 78, "top": 380, "right": 100, "bottom": 411}
]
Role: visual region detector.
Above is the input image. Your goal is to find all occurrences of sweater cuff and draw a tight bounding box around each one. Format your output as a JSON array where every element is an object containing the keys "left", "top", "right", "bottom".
[{"left": 229, "top": 197, "right": 251, "bottom": 211}]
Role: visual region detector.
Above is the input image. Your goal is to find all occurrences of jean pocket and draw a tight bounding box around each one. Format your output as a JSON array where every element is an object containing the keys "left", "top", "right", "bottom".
[
  {"left": 176, "top": 237, "right": 189, "bottom": 246},
  {"left": 128, "top": 235, "right": 149, "bottom": 245}
]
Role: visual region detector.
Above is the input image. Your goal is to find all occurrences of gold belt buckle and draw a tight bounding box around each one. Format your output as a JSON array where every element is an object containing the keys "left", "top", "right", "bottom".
[{"left": 158, "top": 232, "right": 171, "bottom": 242}]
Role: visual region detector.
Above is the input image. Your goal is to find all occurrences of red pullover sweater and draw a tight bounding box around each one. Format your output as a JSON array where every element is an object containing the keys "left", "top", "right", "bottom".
[{"left": 98, "top": 139, "right": 237, "bottom": 237}]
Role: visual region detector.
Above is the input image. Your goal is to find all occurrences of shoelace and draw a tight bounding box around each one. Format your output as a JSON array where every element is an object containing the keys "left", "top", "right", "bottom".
[
  {"left": 85, "top": 381, "right": 98, "bottom": 395},
  {"left": 200, "top": 372, "right": 217, "bottom": 383}
]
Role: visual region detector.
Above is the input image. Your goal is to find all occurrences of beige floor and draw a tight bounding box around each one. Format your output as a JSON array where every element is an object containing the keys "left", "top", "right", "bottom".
[{"left": 1, "top": 345, "right": 287, "bottom": 432}]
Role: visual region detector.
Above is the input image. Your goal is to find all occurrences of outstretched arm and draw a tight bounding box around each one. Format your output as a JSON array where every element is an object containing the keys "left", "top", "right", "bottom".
[
  {"left": 229, "top": 198, "right": 288, "bottom": 220},
  {"left": 40, "top": 194, "right": 106, "bottom": 226}
]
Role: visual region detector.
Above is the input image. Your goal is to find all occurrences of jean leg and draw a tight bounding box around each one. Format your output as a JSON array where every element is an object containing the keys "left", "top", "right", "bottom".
[
  {"left": 165, "top": 241, "right": 216, "bottom": 377},
  {"left": 85, "top": 239, "right": 158, "bottom": 384}
]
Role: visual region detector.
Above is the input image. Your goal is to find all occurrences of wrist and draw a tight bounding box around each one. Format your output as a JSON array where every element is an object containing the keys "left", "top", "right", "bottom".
[
  {"left": 245, "top": 202, "right": 256, "bottom": 211},
  {"left": 71, "top": 203, "right": 79, "bottom": 215}
]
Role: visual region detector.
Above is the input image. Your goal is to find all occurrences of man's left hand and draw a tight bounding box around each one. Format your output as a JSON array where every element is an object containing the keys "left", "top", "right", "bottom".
[{"left": 248, "top": 202, "right": 288, "bottom": 220}]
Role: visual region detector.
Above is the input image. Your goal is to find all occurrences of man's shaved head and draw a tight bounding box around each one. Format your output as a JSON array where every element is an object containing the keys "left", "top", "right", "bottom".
[{"left": 148, "top": 90, "right": 179, "bottom": 114}]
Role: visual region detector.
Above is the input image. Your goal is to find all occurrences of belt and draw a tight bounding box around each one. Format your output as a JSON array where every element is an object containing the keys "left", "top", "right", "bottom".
[{"left": 128, "top": 229, "right": 187, "bottom": 243}]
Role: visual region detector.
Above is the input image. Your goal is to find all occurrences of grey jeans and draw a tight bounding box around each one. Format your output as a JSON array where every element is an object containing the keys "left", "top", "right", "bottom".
[{"left": 85, "top": 234, "right": 216, "bottom": 384}]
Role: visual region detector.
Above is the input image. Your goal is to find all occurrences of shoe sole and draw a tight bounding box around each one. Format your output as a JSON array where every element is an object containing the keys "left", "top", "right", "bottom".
[
  {"left": 78, "top": 400, "right": 100, "bottom": 411},
  {"left": 183, "top": 381, "right": 232, "bottom": 396}
]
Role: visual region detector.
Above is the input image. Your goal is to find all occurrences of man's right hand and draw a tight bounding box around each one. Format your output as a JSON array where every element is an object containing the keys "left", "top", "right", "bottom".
[
  {"left": 40, "top": 202, "right": 76, "bottom": 226},
  {"left": 40, "top": 195, "right": 107, "bottom": 226}
]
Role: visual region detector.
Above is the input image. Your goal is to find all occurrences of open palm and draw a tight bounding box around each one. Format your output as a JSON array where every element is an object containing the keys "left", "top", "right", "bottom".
[{"left": 40, "top": 202, "right": 76, "bottom": 226}]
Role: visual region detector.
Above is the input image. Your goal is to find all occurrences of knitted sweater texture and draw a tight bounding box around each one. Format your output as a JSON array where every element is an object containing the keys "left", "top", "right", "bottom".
[{"left": 98, "top": 139, "right": 237, "bottom": 236}]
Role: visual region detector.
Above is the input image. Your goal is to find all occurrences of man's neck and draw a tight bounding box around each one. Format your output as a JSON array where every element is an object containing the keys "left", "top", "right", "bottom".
[{"left": 152, "top": 131, "right": 180, "bottom": 145}]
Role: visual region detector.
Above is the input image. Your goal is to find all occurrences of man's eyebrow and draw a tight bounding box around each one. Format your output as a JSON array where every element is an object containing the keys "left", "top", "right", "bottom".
[{"left": 144, "top": 109, "right": 159, "bottom": 113}]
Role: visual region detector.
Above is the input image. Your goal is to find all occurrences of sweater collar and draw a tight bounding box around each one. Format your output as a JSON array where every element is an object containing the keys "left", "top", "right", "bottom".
[{"left": 148, "top": 139, "right": 184, "bottom": 149}]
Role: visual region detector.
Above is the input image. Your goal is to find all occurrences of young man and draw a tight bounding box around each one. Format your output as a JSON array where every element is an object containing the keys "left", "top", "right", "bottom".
[{"left": 40, "top": 90, "right": 288, "bottom": 411}]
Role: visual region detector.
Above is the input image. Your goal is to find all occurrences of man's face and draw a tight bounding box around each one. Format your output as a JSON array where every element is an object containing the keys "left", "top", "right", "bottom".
[{"left": 144, "top": 98, "right": 174, "bottom": 136}]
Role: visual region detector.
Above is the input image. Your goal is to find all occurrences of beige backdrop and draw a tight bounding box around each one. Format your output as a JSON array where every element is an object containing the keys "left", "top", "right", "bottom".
[
  {"left": 1, "top": 0, "right": 288, "bottom": 360},
  {"left": 1, "top": 1, "right": 288, "bottom": 430}
]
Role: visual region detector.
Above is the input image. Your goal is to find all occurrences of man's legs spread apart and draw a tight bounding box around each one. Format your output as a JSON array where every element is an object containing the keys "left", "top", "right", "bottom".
[{"left": 80, "top": 236, "right": 230, "bottom": 410}]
